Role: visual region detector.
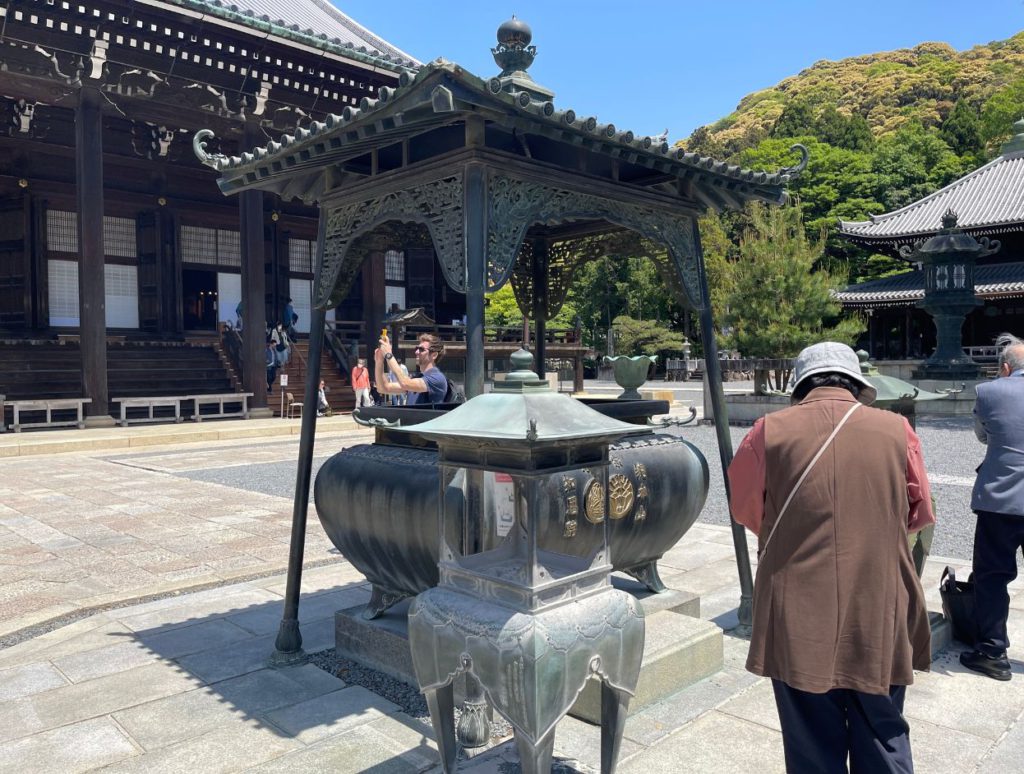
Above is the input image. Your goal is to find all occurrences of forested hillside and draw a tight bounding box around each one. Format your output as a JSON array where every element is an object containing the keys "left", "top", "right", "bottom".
[
  {"left": 685, "top": 31, "right": 1024, "bottom": 283},
  {"left": 494, "top": 32, "right": 1024, "bottom": 361}
]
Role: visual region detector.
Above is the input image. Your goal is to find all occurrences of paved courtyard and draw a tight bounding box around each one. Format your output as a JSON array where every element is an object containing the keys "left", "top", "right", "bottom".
[{"left": 0, "top": 404, "right": 1022, "bottom": 772}]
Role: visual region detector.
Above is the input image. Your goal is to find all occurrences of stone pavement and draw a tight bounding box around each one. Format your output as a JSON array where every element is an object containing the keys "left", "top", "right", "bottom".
[
  {"left": 2, "top": 416, "right": 1024, "bottom": 772},
  {"left": 0, "top": 415, "right": 371, "bottom": 641},
  {"left": 2, "top": 518, "right": 1024, "bottom": 772}
]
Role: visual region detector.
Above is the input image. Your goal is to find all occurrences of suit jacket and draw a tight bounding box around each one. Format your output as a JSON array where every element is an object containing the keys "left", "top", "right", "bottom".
[{"left": 972, "top": 370, "right": 1024, "bottom": 517}]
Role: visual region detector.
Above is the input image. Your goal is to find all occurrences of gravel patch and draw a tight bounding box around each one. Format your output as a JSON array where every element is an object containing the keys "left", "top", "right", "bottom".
[{"left": 308, "top": 647, "right": 514, "bottom": 741}]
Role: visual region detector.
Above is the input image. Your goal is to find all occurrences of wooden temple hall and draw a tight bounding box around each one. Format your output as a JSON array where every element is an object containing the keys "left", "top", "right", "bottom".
[
  {"left": 0, "top": 0, "right": 571, "bottom": 427},
  {"left": 837, "top": 124, "right": 1024, "bottom": 364}
]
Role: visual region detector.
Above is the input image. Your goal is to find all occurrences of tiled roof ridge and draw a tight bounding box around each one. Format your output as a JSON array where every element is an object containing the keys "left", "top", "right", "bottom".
[
  {"left": 835, "top": 260, "right": 1024, "bottom": 301},
  {"left": 198, "top": 60, "right": 803, "bottom": 194},
  {"left": 839, "top": 150, "right": 1024, "bottom": 235},
  {"left": 168, "top": 0, "right": 418, "bottom": 70},
  {"left": 303, "top": 0, "right": 419, "bottom": 65}
]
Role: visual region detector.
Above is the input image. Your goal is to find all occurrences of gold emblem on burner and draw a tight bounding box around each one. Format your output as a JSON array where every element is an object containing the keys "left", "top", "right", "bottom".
[
  {"left": 584, "top": 479, "right": 605, "bottom": 523},
  {"left": 607, "top": 474, "right": 634, "bottom": 520}
]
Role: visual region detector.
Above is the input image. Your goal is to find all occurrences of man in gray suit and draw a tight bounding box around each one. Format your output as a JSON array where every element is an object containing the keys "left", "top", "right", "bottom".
[{"left": 961, "top": 333, "right": 1024, "bottom": 681}]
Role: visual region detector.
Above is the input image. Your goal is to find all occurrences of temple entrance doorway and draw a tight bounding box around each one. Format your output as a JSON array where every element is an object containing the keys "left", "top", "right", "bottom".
[{"left": 182, "top": 268, "right": 218, "bottom": 331}]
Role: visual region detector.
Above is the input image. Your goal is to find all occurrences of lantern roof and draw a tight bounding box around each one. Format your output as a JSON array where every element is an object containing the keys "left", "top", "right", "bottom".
[{"left": 393, "top": 350, "right": 649, "bottom": 451}]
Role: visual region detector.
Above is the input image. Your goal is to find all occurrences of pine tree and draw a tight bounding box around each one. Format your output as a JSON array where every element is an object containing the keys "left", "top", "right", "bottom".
[
  {"left": 940, "top": 99, "right": 984, "bottom": 157},
  {"left": 722, "top": 203, "right": 863, "bottom": 358}
]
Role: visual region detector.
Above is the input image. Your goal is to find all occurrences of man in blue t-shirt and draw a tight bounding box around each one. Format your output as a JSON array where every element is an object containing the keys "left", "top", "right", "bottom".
[{"left": 375, "top": 333, "right": 447, "bottom": 405}]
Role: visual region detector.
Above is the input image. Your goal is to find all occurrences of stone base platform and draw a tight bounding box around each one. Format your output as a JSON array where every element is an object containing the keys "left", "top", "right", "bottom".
[{"left": 334, "top": 579, "right": 710, "bottom": 715}]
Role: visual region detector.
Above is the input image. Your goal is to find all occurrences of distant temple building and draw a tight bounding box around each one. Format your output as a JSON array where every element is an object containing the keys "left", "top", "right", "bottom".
[
  {"left": 0, "top": 0, "right": 541, "bottom": 418},
  {"left": 837, "top": 122, "right": 1024, "bottom": 362}
]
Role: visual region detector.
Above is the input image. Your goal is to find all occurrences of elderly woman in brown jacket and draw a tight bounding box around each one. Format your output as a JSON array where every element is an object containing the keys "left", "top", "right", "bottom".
[{"left": 728, "top": 342, "right": 934, "bottom": 774}]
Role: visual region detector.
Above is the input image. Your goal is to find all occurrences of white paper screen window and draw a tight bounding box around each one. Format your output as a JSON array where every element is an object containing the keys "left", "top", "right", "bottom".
[
  {"left": 217, "top": 229, "right": 240, "bottom": 267},
  {"left": 384, "top": 249, "right": 404, "bottom": 282},
  {"left": 48, "top": 260, "right": 139, "bottom": 328},
  {"left": 104, "top": 264, "right": 139, "bottom": 328},
  {"left": 288, "top": 278, "right": 312, "bottom": 334},
  {"left": 103, "top": 216, "right": 137, "bottom": 258},
  {"left": 46, "top": 210, "right": 78, "bottom": 253},
  {"left": 288, "top": 238, "right": 314, "bottom": 273},
  {"left": 385, "top": 285, "right": 406, "bottom": 313},
  {"left": 180, "top": 225, "right": 217, "bottom": 264},
  {"left": 48, "top": 259, "right": 79, "bottom": 326}
]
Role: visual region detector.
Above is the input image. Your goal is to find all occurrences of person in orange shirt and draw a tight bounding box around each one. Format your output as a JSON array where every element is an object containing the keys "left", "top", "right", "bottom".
[{"left": 351, "top": 358, "right": 372, "bottom": 409}]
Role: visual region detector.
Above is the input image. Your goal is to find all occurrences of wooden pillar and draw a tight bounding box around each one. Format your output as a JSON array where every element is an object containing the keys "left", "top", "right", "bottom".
[
  {"left": 76, "top": 87, "right": 113, "bottom": 425},
  {"left": 361, "top": 249, "right": 386, "bottom": 357},
  {"left": 574, "top": 355, "right": 584, "bottom": 393},
  {"left": 464, "top": 164, "right": 486, "bottom": 398},
  {"left": 240, "top": 124, "right": 269, "bottom": 412}
]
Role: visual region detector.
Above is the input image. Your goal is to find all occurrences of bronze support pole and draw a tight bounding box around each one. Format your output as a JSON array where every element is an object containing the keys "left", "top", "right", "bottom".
[
  {"left": 270, "top": 214, "right": 328, "bottom": 667},
  {"left": 691, "top": 219, "right": 753, "bottom": 629},
  {"left": 464, "top": 164, "right": 486, "bottom": 398},
  {"left": 76, "top": 86, "right": 112, "bottom": 425}
]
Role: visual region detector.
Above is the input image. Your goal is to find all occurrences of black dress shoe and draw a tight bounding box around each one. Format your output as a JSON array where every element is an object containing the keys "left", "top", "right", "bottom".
[{"left": 960, "top": 650, "right": 1012, "bottom": 681}]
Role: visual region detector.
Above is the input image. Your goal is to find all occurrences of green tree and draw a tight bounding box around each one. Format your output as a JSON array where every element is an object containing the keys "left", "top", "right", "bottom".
[
  {"left": 980, "top": 78, "right": 1024, "bottom": 150},
  {"left": 611, "top": 315, "right": 688, "bottom": 358},
  {"left": 722, "top": 203, "right": 864, "bottom": 358},
  {"left": 940, "top": 99, "right": 984, "bottom": 158},
  {"left": 484, "top": 282, "right": 523, "bottom": 327}
]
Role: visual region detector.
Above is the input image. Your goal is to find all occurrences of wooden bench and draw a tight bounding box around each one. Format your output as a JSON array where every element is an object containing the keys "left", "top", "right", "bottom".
[
  {"left": 187, "top": 392, "right": 253, "bottom": 422},
  {"left": 113, "top": 396, "right": 184, "bottom": 427},
  {"left": 7, "top": 398, "right": 92, "bottom": 432}
]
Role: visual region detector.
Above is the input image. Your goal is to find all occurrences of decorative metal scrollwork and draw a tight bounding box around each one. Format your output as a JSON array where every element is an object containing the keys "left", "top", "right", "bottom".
[
  {"left": 487, "top": 174, "right": 703, "bottom": 310},
  {"left": 317, "top": 176, "right": 465, "bottom": 307}
]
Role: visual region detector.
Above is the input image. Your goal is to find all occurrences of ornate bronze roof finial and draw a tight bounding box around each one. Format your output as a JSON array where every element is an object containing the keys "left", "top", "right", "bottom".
[
  {"left": 941, "top": 209, "right": 958, "bottom": 230},
  {"left": 492, "top": 16, "right": 536, "bottom": 77},
  {"left": 491, "top": 17, "right": 554, "bottom": 103}
]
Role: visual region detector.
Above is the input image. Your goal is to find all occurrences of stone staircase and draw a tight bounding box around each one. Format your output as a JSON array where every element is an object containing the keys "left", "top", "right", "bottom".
[{"left": 268, "top": 340, "right": 354, "bottom": 417}]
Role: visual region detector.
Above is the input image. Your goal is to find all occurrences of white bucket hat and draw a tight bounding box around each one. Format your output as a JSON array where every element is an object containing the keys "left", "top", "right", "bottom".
[{"left": 791, "top": 342, "right": 877, "bottom": 405}]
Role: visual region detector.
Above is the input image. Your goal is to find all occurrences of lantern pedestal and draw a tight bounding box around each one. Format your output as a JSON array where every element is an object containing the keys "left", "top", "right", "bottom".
[{"left": 409, "top": 584, "right": 644, "bottom": 774}]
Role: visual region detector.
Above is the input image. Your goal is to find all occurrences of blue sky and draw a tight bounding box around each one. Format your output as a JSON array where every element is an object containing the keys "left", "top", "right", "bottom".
[{"left": 334, "top": 0, "right": 1023, "bottom": 141}]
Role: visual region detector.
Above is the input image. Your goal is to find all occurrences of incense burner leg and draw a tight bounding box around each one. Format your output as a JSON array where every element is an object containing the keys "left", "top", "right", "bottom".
[
  {"left": 601, "top": 681, "right": 631, "bottom": 774},
  {"left": 515, "top": 729, "right": 555, "bottom": 774},
  {"left": 424, "top": 682, "right": 457, "bottom": 774}
]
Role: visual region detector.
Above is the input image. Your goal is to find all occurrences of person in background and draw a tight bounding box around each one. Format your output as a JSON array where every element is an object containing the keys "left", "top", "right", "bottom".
[
  {"left": 284, "top": 298, "right": 297, "bottom": 339},
  {"left": 728, "top": 341, "right": 934, "bottom": 774},
  {"left": 375, "top": 333, "right": 446, "bottom": 405},
  {"left": 265, "top": 339, "right": 277, "bottom": 393},
  {"left": 317, "top": 378, "right": 331, "bottom": 417},
  {"left": 235, "top": 301, "right": 243, "bottom": 330},
  {"left": 271, "top": 322, "right": 291, "bottom": 368},
  {"left": 960, "top": 332, "right": 1024, "bottom": 681},
  {"left": 351, "top": 358, "right": 372, "bottom": 409}
]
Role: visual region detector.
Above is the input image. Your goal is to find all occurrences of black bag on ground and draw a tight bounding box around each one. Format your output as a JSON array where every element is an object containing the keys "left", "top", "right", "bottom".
[{"left": 940, "top": 565, "right": 975, "bottom": 645}]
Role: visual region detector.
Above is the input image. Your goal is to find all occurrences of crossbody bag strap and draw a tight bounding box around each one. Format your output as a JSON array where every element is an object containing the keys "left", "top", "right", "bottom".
[{"left": 758, "top": 402, "right": 862, "bottom": 561}]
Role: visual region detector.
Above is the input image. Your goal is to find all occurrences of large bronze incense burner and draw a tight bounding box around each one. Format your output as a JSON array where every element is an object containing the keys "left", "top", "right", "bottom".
[{"left": 314, "top": 387, "right": 709, "bottom": 618}]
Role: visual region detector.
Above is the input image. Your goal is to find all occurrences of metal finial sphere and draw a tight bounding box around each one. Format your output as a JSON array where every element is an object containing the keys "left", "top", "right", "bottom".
[{"left": 497, "top": 16, "right": 532, "bottom": 48}]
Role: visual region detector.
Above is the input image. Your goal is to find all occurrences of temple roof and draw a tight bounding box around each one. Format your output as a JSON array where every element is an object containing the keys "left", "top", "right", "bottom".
[
  {"left": 835, "top": 261, "right": 1024, "bottom": 306},
  {"left": 198, "top": 59, "right": 801, "bottom": 207},
  {"left": 163, "top": 0, "right": 419, "bottom": 70},
  {"left": 838, "top": 122, "right": 1024, "bottom": 244}
]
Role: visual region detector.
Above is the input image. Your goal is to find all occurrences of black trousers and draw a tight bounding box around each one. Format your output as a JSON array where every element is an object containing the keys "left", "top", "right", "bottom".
[
  {"left": 973, "top": 509, "right": 1024, "bottom": 658},
  {"left": 772, "top": 680, "right": 913, "bottom": 773}
]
